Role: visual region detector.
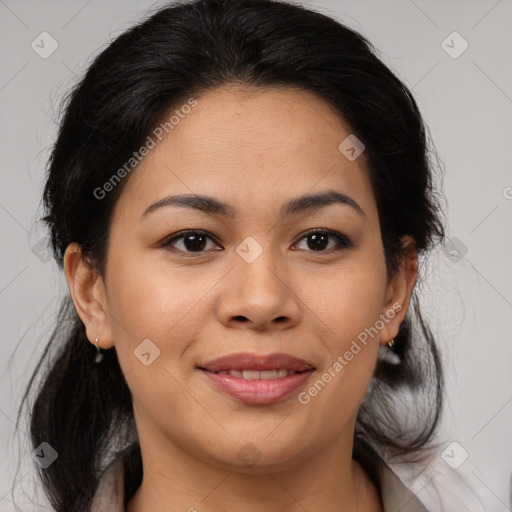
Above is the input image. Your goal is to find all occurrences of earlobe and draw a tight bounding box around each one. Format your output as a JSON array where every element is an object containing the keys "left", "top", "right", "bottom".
[
  {"left": 63, "top": 243, "right": 114, "bottom": 348},
  {"left": 379, "top": 235, "right": 418, "bottom": 344}
]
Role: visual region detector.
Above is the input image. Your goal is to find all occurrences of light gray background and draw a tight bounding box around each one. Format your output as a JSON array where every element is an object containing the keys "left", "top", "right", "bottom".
[{"left": 1, "top": 0, "right": 511, "bottom": 510}]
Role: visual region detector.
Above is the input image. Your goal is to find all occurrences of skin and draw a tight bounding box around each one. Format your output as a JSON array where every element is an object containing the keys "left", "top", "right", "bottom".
[{"left": 64, "top": 84, "right": 417, "bottom": 512}]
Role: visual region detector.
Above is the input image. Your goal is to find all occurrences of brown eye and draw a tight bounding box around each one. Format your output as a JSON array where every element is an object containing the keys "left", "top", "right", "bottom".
[
  {"left": 293, "top": 229, "right": 354, "bottom": 252},
  {"left": 162, "top": 231, "right": 220, "bottom": 253}
]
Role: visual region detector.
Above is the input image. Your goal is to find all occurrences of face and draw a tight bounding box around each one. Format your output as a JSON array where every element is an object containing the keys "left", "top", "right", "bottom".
[{"left": 67, "top": 84, "right": 415, "bottom": 473}]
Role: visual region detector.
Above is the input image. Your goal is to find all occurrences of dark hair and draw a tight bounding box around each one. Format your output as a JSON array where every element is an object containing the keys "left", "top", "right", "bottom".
[{"left": 16, "top": 0, "right": 446, "bottom": 510}]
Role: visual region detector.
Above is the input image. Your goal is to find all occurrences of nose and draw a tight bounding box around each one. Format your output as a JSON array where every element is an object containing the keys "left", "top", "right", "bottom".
[{"left": 216, "top": 245, "right": 301, "bottom": 332}]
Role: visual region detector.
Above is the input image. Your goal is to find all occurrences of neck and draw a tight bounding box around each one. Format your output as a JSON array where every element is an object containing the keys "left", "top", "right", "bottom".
[{"left": 126, "top": 418, "right": 382, "bottom": 512}]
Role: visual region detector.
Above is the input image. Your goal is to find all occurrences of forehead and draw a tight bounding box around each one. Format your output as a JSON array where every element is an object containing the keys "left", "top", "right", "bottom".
[{"left": 113, "top": 85, "right": 377, "bottom": 223}]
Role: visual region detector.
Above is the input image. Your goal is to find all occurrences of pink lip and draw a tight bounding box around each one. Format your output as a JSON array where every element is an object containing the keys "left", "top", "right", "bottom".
[
  {"left": 198, "top": 352, "right": 315, "bottom": 405},
  {"left": 199, "top": 352, "right": 315, "bottom": 372},
  {"left": 201, "top": 369, "right": 314, "bottom": 404}
]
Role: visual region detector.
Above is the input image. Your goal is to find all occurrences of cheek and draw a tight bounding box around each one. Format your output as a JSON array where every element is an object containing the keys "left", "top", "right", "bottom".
[
  {"left": 104, "top": 248, "right": 217, "bottom": 373},
  {"left": 107, "top": 245, "right": 206, "bottom": 326},
  {"left": 297, "top": 281, "right": 383, "bottom": 442},
  {"left": 310, "top": 276, "right": 383, "bottom": 387},
  {"left": 301, "top": 252, "right": 387, "bottom": 343},
  {"left": 295, "top": 250, "right": 386, "bottom": 416},
  {"left": 104, "top": 252, "right": 209, "bottom": 423}
]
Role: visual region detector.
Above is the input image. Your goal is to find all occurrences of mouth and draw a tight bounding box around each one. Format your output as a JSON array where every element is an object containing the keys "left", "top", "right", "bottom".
[
  {"left": 197, "top": 352, "right": 315, "bottom": 404},
  {"left": 206, "top": 368, "right": 307, "bottom": 379},
  {"left": 198, "top": 351, "right": 315, "bottom": 373}
]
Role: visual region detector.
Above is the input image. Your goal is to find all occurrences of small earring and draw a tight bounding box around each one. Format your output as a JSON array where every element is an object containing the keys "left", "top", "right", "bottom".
[
  {"left": 94, "top": 336, "right": 103, "bottom": 363},
  {"left": 387, "top": 338, "right": 395, "bottom": 349}
]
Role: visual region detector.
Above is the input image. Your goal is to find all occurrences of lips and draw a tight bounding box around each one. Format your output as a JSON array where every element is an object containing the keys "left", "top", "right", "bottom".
[
  {"left": 198, "top": 352, "right": 315, "bottom": 373},
  {"left": 198, "top": 352, "right": 315, "bottom": 404},
  {"left": 215, "top": 369, "right": 293, "bottom": 379}
]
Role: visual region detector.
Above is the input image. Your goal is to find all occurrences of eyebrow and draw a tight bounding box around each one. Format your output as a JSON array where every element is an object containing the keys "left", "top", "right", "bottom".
[{"left": 140, "top": 189, "right": 365, "bottom": 220}]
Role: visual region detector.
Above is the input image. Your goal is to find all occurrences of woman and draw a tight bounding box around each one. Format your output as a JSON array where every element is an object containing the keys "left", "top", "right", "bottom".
[{"left": 19, "top": 0, "right": 448, "bottom": 510}]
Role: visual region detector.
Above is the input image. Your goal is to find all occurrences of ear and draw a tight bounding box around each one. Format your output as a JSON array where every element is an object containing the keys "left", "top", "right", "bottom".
[
  {"left": 63, "top": 242, "right": 115, "bottom": 349},
  {"left": 379, "top": 235, "right": 418, "bottom": 345}
]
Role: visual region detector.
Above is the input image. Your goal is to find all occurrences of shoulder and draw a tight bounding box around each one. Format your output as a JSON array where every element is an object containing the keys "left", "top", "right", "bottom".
[
  {"left": 90, "top": 455, "right": 126, "bottom": 512},
  {"left": 375, "top": 460, "right": 429, "bottom": 511},
  {"left": 358, "top": 451, "right": 429, "bottom": 512}
]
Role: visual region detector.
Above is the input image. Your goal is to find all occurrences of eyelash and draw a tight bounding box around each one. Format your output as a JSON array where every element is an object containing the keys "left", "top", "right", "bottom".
[{"left": 161, "top": 228, "right": 354, "bottom": 255}]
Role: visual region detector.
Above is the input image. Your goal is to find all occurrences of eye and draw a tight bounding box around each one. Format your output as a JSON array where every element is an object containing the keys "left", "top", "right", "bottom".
[
  {"left": 161, "top": 228, "right": 354, "bottom": 255},
  {"left": 161, "top": 230, "right": 221, "bottom": 254},
  {"left": 292, "top": 229, "right": 354, "bottom": 252}
]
